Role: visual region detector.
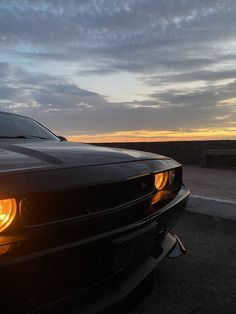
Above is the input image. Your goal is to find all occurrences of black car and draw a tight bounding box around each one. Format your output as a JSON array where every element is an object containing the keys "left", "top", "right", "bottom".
[{"left": 0, "top": 111, "right": 189, "bottom": 313}]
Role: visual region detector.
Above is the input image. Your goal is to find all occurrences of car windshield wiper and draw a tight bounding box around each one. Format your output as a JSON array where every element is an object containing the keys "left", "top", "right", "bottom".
[{"left": 0, "top": 135, "right": 49, "bottom": 140}]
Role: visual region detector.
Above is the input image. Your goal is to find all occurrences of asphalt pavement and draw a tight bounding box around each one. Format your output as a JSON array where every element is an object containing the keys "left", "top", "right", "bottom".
[
  {"left": 120, "top": 212, "right": 236, "bottom": 314},
  {"left": 182, "top": 165, "right": 236, "bottom": 201}
]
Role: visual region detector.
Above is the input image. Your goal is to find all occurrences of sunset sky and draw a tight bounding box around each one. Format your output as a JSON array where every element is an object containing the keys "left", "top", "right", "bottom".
[{"left": 0, "top": 0, "right": 236, "bottom": 142}]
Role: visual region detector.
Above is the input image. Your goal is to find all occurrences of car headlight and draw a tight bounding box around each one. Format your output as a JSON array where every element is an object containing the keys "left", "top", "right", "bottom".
[
  {"left": 0, "top": 198, "right": 17, "bottom": 232},
  {"left": 151, "top": 169, "right": 178, "bottom": 206},
  {"left": 154, "top": 171, "right": 169, "bottom": 190},
  {"left": 154, "top": 169, "right": 176, "bottom": 191}
]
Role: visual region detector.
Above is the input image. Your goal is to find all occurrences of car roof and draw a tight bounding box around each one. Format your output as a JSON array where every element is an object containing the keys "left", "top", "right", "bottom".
[{"left": 0, "top": 111, "right": 28, "bottom": 119}]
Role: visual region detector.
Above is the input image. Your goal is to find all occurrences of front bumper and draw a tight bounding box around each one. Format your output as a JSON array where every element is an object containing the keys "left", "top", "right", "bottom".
[
  {"left": 45, "top": 232, "right": 186, "bottom": 314},
  {"left": 1, "top": 185, "right": 189, "bottom": 313}
]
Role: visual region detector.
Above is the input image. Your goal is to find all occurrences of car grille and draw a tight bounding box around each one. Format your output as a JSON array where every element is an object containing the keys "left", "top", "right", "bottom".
[{"left": 20, "top": 174, "right": 155, "bottom": 226}]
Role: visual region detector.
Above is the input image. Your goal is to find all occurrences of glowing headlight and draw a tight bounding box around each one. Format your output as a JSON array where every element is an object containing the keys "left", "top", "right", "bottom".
[
  {"left": 0, "top": 198, "right": 17, "bottom": 232},
  {"left": 154, "top": 172, "right": 168, "bottom": 190}
]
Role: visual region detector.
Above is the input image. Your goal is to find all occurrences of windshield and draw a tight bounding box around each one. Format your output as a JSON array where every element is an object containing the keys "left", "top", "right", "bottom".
[{"left": 0, "top": 112, "right": 59, "bottom": 141}]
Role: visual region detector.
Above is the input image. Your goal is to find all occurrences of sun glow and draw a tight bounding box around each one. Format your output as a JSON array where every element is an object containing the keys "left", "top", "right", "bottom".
[{"left": 66, "top": 127, "right": 236, "bottom": 143}]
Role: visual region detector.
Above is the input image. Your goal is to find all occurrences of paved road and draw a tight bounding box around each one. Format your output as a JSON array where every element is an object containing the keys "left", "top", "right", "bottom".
[
  {"left": 183, "top": 165, "right": 236, "bottom": 201},
  {"left": 108, "top": 212, "right": 236, "bottom": 314}
]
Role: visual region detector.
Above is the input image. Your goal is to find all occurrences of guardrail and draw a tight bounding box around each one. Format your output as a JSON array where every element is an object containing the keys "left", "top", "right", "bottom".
[
  {"left": 201, "top": 149, "right": 236, "bottom": 168},
  {"left": 94, "top": 141, "right": 236, "bottom": 168}
]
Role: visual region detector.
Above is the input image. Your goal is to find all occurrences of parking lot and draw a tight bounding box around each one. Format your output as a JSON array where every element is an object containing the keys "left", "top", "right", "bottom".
[
  {"left": 115, "top": 212, "right": 236, "bottom": 314},
  {"left": 183, "top": 165, "right": 236, "bottom": 201}
]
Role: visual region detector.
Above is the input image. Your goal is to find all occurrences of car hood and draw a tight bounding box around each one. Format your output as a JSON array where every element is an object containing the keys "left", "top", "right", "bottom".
[{"left": 0, "top": 140, "right": 168, "bottom": 172}]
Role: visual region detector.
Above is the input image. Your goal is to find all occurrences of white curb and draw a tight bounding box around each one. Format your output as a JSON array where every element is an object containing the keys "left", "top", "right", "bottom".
[{"left": 186, "top": 194, "right": 236, "bottom": 220}]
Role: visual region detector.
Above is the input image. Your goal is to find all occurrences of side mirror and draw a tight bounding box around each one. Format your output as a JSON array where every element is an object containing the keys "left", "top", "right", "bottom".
[{"left": 57, "top": 135, "right": 67, "bottom": 142}]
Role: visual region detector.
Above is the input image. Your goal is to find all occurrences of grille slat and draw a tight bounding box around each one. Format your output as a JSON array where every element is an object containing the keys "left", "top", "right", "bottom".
[{"left": 20, "top": 174, "right": 154, "bottom": 226}]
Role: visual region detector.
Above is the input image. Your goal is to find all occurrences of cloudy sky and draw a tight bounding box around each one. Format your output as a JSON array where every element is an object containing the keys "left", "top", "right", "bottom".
[{"left": 0, "top": 0, "right": 236, "bottom": 142}]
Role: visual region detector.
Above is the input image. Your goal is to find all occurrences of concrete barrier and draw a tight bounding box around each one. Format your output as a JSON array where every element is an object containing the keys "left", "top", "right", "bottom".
[
  {"left": 95, "top": 140, "right": 236, "bottom": 167},
  {"left": 187, "top": 195, "right": 236, "bottom": 220}
]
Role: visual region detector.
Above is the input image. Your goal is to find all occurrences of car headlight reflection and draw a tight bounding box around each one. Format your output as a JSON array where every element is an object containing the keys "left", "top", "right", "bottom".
[{"left": 0, "top": 198, "right": 17, "bottom": 232}]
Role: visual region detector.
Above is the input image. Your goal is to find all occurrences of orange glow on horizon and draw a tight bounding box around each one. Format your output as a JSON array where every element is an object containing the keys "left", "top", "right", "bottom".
[{"left": 65, "top": 127, "right": 236, "bottom": 143}]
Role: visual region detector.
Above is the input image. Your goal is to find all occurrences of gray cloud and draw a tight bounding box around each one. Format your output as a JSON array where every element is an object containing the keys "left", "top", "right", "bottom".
[
  {"left": 147, "top": 68, "right": 236, "bottom": 85},
  {"left": 0, "top": 63, "right": 235, "bottom": 135},
  {"left": 0, "top": 0, "right": 236, "bottom": 137},
  {"left": 1, "top": 1, "right": 236, "bottom": 69}
]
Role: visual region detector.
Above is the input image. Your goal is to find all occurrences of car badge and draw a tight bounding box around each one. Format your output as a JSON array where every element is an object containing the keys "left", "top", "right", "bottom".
[{"left": 140, "top": 182, "right": 147, "bottom": 190}]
